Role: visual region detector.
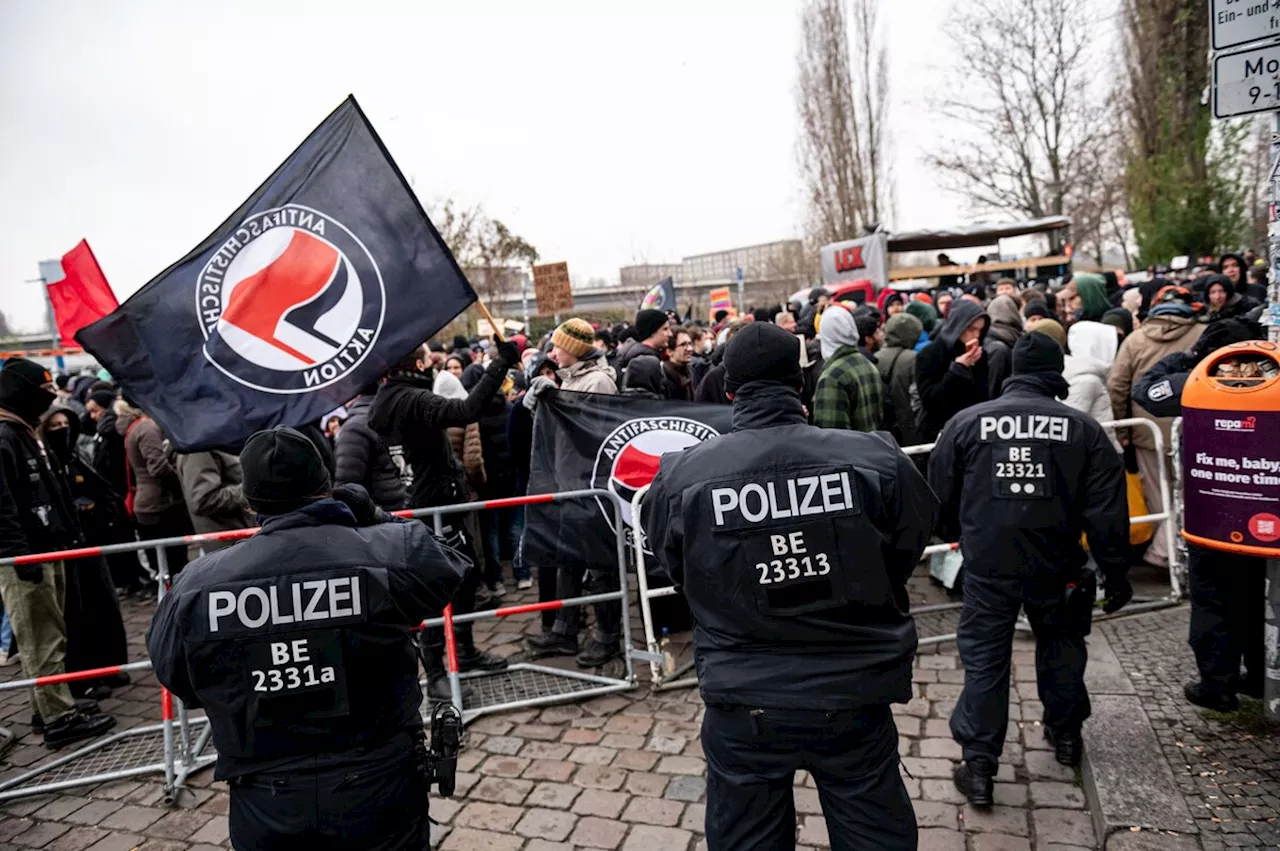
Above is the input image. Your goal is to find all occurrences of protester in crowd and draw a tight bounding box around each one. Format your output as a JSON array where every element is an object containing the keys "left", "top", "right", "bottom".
[
  {"left": 915, "top": 299, "right": 990, "bottom": 441},
  {"left": 593, "top": 328, "right": 617, "bottom": 373},
  {"left": 37, "top": 408, "right": 130, "bottom": 697},
  {"left": 1107, "top": 286, "right": 1205, "bottom": 571},
  {"left": 853, "top": 309, "right": 882, "bottom": 364},
  {"left": 0, "top": 359, "right": 115, "bottom": 746},
  {"left": 938, "top": 253, "right": 962, "bottom": 288},
  {"left": 444, "top": 354, "right": 467, "bottom": 379},
  {"left": 53, "top": 375, "right": 85, "bottom": 417},
  {"left": 1204, "top": 274, "right": 1258, "bottom": 322},
  {"left": 115, "top": 397, "right": 194, "bottom": 577},
  {"left": 688, "top": 326, "right": 711, "bottom": 389},
  {"left": 985, "top": 295, "right": 1023, "bottom": 350},
  {"left": 930, "top": 333, "right": 1130, "bottom": 804},
  {"left": 81, "top": 387, "right": 145, "bottom": 593},
  {"left": 664, "top": 327, "right": 696, "bottom": 401},
  {"left": 877, "top": 289, "right": 905, "bottom": 317},
  {"left": 334, "top": 382, "right": 408, "bottom": 512},
  {"left": 524, "top": 319, "right": 625, "bottom": 667},
  {"left": 175, "top": 448, "right": 253, "bottom": 553},
  {"left": 695, "top": 321, "right": 744, "bottom": 404},
  {"left": 1120, "top": 288, "right": 1143, "bottom": 329},
  {"left": 459, "top": 365, "right": 520, "bottom": 597},
  {"left": 775, "top": 311, "right": 797, "bottom": 333},
  {"left": 877, "top": 312, "right": 924, "bottom": 448},
  {"left": 621, "top": 356, "right": 667, "bottom": 398},
  {"left": 1245, "top": 263, "right": 1268, "bottom": 302},
  {"left": 1101, "top": 307, "right": 1134, "bottom": 341},
  {"left": 433, "top": 374, "right": 488, "bottom": 569},
  {"left": 507, "top": 354, "right": 558, "bottom": 605},
  {"left": 1049, "top": 320, "right": 1116, "bottom": 439},
  {"left": 960, "top": 285, "right": 985, "bottom": 306},
  {"left": 644, "top": 321, "right": 937, "bottom": 850},
  {"left": 934, "top": 290, "right": 954, "bottom": 318},
  {"left": 1028, "top": 317, "right": 1066, "bottom": 350},
  {"left": 370, "top": 338, "right": 519, "bottom": 698},
  {"left": 1070, "top": 272, "right": 1110, "bottom": 323},
  {"left": 323, "top": 415, "right": 343, "bottom": 447},
  {"left": 812, "top": 304, "right": 883, "bottom": 432},
  {"left": 904, "top": 300, "right": 938, "bottom": 351},
  {"left": 616, "top": 309, "right": 672, "bottom": 375},
  {"left": 798, "top": 286, "right": 830, "bottom": 334},
  {"left": 995, "top": 278, "right": 1018, "bottom": 299},
  {"left": 1070, "top": 316, "right": 1119, "bottom": 369},
  {"left": 297, "top": 420, "right": 337, "bottom": 479},
  {"left": 1219, "top": 253, "right": 1246, "bottom": 294},
  {"left": 1023, "top": 301, "right": 1053, "bottom": 331}
]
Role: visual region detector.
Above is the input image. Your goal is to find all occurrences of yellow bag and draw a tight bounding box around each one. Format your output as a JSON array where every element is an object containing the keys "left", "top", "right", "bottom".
[
  {"left": 1084, "top": 471, "right": 1154, "bottom": 551},
  {"left": 1127, "top": 471, "right": 1154, "bottom": 546}
]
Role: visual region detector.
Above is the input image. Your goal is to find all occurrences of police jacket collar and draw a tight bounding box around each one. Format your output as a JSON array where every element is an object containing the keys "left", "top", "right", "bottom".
[
  {"left": 258, "top": 498, "right": 358, "bottom": 534},
  {"left": 730, "top": 382, "right": 808, "bottom": 432},
  {"left": 1000, "top": 372, "right": 1070, "bottom": 400}
]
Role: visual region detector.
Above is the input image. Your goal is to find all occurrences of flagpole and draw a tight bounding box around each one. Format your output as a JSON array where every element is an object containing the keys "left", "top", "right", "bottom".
[{"left": 473, "top": 297, "right": 508, "bottom": 343}]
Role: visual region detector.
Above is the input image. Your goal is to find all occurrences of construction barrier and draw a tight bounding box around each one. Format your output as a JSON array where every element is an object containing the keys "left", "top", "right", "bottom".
[
  {"left": 629, "top": 417, "right": 1183, "bottom": 690},
  {"left": 0, "top": 487, "right": 638, "bottom": 800}
]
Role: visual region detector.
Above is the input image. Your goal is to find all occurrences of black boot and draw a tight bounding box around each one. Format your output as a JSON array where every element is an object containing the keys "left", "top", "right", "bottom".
[
  {"left": 423, "top": 658, "right": 473, "bottom": 705},
  {"left": 1184, "top": 681, "right": 1239, "bottom": 712},
  {"left": 953, "top": 762, "right": 994, "bottom": 808},
  {"left": 576, "top": 638, "right": 621, "bottom": 668},
  {"left": 456, "top": 644, "right": 509, "bottom": 672},
  {"left": 32, "top": 698, "right": 101, "bottom": 734},
  {"left": 525, "top": 631, "right": 578, "bottom": 658},
  {"left": 43, "top": 710, "right": 115, "bottom": 749},
  {"left": 1043, "top": 726, "right": 1083, "bottom": 767}
]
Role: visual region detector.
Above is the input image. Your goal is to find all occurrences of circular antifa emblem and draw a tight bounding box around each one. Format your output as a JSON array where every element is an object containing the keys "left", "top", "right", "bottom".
[
  {"left": 640, "top": 283, "right": 666, "bottom": 310},
  {"left": 592, "top": 417, "right": 719, "bottom": 551},
  {"left": 196, "top": 204, "right": 385, "bottom": 394}
]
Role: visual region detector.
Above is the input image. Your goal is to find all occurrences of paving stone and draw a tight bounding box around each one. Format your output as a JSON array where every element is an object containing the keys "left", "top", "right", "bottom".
[
  {"left": 664, "top": 774, "right": 706, "bottom": 803},
  {"left": 1025, "top": 750, "right": 1076, "bottom": 782},
  {"left": 572, "top": 789, "right": 629, "bottom": 819},
  {"left": 797, "top": 816, "right": 829, "bottom": 846},
  {"left": 647, "top": 734, "right": 688, "bottom": 755},
  {"left": 655, "top": 755, "right": 705, "bottom": 775},
  {"left": 513, "top": 723, "right": 563, "bottom": 741},
  {"left": 626, "top": 772, "right": 670, "bottom": 798},
  {"left": 10, "top": 822, "right": 68, "bottom": 846},
  {"left": 621, "top": 824, "right": 693, "bottom": 851},
  {"left": 515, "top": 807, "right": 577, "bottom": 842},
  {"left": 1030, "top": 780, "right": 1087, "bottom": 808},
  {"left": 600, "top": 733, "right": 647, "bottom": 750},
  {"left": 146, "top": 809, "right": 212, "bottom": 839},
  {"left": 32, "top": 797, "right": 94, "bottom": 822},
  {"left": 431, "top": 798, "right": 464, "bottom": 824},
  {"left": 569, "top": 746, "right": 617, "bottom": 766},
  {"left": 454, "top": 802, "right": 524, "bottom": 832},
  {"left": 524, "top": 841, "right": 574, "bottom": 851},
  {"left": 527, "top": 782, "right": 582, "bottom": 809},
  {"left": 917, "top": 827, "right": 966, "bottom": 850},
  {"left": 1030, "top": 808, "right": 1094, "bottom": 847},
  {"left": 523, "top": 759, "right": 577, "bottom": 782},
  {"left": 962, "top": 804, "right": 1029, "bottom": 837},
  {"left": 569, "top": 815, "right": 630, "bottom": 849},
  {"left": 42, "top": 826, "right": 108, "bottom": 851},
  {"left": 993, "top": 783, "right": 1029, "bottom": 807},
  {"left": 614, "top": 749, "right": 661, "bottom": 772},
  {"left": 100, "top": 805, "right": 166, "bottom": 832},
  {"left": 921, "top": 778, "right": 968, "bottom": 805},
  {"left": 61, "top": 800, "right": 123, "bottom": 827},
  {"left": 522, "top": 741, "right": 572, "bottom": 761},
  {"left": 540, "top": 705, "right": 584, "bottom": 724},
  {"left": 603, "top": 715, "right": 653, "bottom": 736},
  {"left": 970, "top": 834, "right": 1033, "bottom": 851},
  {"left": 913, "top": 800, "right": 960, "bottom": 829},
  {"left": 469, "top": 776, "right": 534, "bottom": 805},
  {"left": 562, "top": 728, "right": 604, "bottom": 745},
  {"left": 440, "top": 827, "right": 525, "bottom": 851},
  {"left": 481, "top": 756, "right": 531, "bottom": 778},
  {"left": 794, "top": 787, "right": 822, "bottom": 815},
  {"left": 185, "top": 814, "right": 229, "bottom": 845},
  {"left": 622, "top": 796, "right": 684, "bottom": 826},
  {"left": 900, "top": 757, "right": 956, "bottom": 779},
  {"left": 573, "top": 765, "right": 628, "bottom": 791},
  {"left": 481, "top": 735, "right": 525, "bottom": 755},
  {"left": 83, "top": 836, "right": 145, "bottom": 851},
  {"left": 919, "top": 738, "right": 964, "bottom": 760},
  {"left": 468, "top": 717, "right": 515, "bottom": 736},
  {"left": 680, "top": 803, "right": 706, "bottom": 832},
  {"left": 583, "top": 694, "right": 630, "bottom": 716}
]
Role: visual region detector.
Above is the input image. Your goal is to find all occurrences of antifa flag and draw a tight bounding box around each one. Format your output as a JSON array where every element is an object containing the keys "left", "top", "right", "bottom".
[
  {"left": 523, "top": 392, "right": 733, "bottom": 573},
  {"left": 638, "top": 277, "right": 677, "bottom": 313},
  {"left": 77, "top": 96, "right": 477, "bottom": 451}
]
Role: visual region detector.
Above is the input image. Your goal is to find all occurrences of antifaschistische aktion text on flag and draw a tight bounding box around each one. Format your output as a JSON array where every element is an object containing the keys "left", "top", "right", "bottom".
[{"left": 76, "top": 95, "right": 477, "bottom": 452}]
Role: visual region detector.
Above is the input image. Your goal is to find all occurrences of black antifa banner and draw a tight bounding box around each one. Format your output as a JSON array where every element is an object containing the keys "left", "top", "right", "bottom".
[
  {"left": 523, "top": 392, "right": 734, "bottom": 573},
  {"left": 77, "top": 96, "right": 477, "bottom": 451}
]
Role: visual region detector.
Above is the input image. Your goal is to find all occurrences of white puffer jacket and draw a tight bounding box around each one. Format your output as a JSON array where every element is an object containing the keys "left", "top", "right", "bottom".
[{"left": 1063, "top": 354, "right": 1119, "bottom": 449}]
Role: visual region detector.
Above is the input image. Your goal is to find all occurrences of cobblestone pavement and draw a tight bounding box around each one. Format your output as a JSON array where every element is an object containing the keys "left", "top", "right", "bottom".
[
  {"left": 0, "top": 571, "right": 1103, "bottom": 850},
  {"left": 1101, "top": 608, "right": 1280, "bottom": 851}
]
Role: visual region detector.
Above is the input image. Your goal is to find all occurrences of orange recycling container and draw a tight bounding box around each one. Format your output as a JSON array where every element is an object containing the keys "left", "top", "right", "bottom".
[{"left": 1180, "top": 340, "right": 1280, "bottom": 556}]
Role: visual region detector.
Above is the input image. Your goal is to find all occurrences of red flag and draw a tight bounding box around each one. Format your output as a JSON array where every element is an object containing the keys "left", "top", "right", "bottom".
[{"left": 43, "top": 240, "right": 119, "bottom": 342}]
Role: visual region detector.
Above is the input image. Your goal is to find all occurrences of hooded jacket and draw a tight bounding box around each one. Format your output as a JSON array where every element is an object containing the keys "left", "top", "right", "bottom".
[
  {"left": 1062, "top": 355, "right": 1118, "bottom": 448},
  {"left": 1106, "top": 314, "right": 1205, "bottom": 450},
  {"left": 1068, "top": 321, "right": 1118, "bottom": 367},
  {"left": 876, "top": 314, "right": 924, "bottom": 447},
  {"left": 1074, "top": 273, "right": 1110, "bottom": 322},
  {"left": 116, "top": 404, "right": 186, "bottom": 522},
  {"left": 985, "top": 295, "right": 1023, "bottom": 349},
  {"left": 913, "top": 299, "right": 991, "bottom": 441},
  {"left": 644, "top": 382, "right": 938, "bottom": 710},
  {"left": 626, "top": 356, "right": 670, "bottom": 398},
  {"left": 557, "top": 350, "right": 618, "bottom": 395},
  {"left": 928, "top": 373, "right": 1129, "bottom": 585},
  {"left": 368, "top": 358, "right": 507, "bottom": 509},
  {"left": 814, "top": 306, "right": 883, "bottom": 432},
  {"left": 0, "top": 405, "right": 83, "bottom": 559},
  {"left": 334, "top": 395, "right": 407, "bottom": 511}
]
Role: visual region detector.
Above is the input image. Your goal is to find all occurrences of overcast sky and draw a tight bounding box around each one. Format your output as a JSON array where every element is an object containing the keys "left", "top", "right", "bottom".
[{"left": 0, "top": 0, "right": 965, "bottom": 333}]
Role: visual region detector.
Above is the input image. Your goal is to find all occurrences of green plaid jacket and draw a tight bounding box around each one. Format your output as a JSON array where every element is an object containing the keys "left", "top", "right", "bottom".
[{"left": 812, "top": 345, "right": 884, "bottom": 432}]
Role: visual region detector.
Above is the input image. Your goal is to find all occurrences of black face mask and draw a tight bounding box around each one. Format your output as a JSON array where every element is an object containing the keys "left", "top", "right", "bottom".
[
  {"left": 43, "top": 428, "right": 72, "bottom": 464},
  {"left": 0, "top": 386, "right": 56, "bottom": 427}
]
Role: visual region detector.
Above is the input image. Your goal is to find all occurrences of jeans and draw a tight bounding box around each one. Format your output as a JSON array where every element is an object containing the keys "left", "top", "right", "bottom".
[
  {"left": 0, "top": 606, "right": 12, "bottom": 653},
  {"left": 480, "top": 505, "right": 526, "bottom": 586},
  {"left": 702, "top": 704, "right": 915, "bottom": 851}
]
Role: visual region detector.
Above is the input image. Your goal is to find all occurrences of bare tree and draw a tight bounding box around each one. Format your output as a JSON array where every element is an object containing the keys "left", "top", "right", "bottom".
[
  {"left": 795, "top": 0, "right": 891, "bottom": 247},
  {"left": 928, "top": 0, "right": 1112, "bottom": 224},
  {"left": 429, "top": 199, "right": 539, "bottom": 304}
]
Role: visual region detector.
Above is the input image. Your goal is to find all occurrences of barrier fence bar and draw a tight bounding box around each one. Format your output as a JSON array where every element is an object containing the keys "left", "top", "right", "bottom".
[{"left": 628, "top": 417, "right": 1184, "bottom": 689}]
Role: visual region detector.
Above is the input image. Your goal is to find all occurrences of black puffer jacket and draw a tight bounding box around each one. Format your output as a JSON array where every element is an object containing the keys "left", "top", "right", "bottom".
[
  {"left": 334, "top": 396, "right": 407, "bottom": 511},
  {"left": 914, "top": 299, "right": 991, "bottom": 441},
  {"left": 644, "top": 382, "right": 938, "bottom": 710},
  {"left": 0, "top": 410, "right": 82, "bottom": 558}
]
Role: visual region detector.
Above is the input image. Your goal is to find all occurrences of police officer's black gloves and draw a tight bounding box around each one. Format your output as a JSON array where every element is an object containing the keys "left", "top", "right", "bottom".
[
  {"left": 494, "top": 336, "right": 521, "bottom": 369},
  {"left": 1102, "top": 575, "right": 1133, "bottom": 615},
  {"left": 332, "top": 484, "right": 398, "bottom": 527},
  {"left": 15, "top": 563, "right": 43, "bottom": 584}
]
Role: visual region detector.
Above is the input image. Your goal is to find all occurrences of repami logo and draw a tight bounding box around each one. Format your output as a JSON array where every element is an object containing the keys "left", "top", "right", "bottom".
[{"left": 1214, "top": 416, "right": 1257, "bottom": 433}]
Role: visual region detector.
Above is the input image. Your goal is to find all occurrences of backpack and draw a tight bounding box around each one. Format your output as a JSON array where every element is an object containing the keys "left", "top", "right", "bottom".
[{"left": 880, "top": 349, "right": 926, "bottom": 442}]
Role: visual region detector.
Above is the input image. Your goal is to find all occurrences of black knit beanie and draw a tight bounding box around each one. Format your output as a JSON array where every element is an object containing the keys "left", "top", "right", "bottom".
[
  {"left": 241, "top": 427, "right": 332, "bottom": 515},
  {"left": 1012, "top": 331, "right": 1065, "bottom": 375},
  {"left": 724, "top": 322, "right": 804, "bottom": 393}
]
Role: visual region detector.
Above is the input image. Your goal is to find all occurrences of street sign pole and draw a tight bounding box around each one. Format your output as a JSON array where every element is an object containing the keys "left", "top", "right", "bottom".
[
  {"left": 30, "top": 268, "right": 64, "bottom": 371},
  {"left": 1266, "top": 112, "right": 1280, "bottom": 723},
  {"left": 736, "top": 266, "right": 744, "bottom": 317}
]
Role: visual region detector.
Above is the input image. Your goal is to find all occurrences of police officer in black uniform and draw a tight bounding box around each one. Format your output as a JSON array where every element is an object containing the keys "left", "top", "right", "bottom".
[
  {"left": 928, "top": 332, "right": 1132, "bottom": 807},
  {"left": 644, "top": 322, "right": 938, "bottom": 851},
  {"left": 148, "top": 428, "right": 468, "bottom": 850}
]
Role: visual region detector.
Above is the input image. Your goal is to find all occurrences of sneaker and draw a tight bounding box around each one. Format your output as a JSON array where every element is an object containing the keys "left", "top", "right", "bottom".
[
  {"left": 525, "top": 631, "right": 578, "bottom": 658},
  {"left": 43, "top": 711, "right": 115, "bottom": 749},
  {"left": 1184, "top": 681, "right": 1239, "bottom": 712},
  {"left": 576, "top": 639, "right": 622, "bottom": 668},
  {"left": 489, "top": 582, "right": 507, "bottom": 600},
  {"left": 516, "top": 578, "right": 533, "bottom": 591},
  {"left": 953, "top": 762, "right": 994, "bottom": 808},
  {"left": 456, "top": 646, "right": 509, "bottom": 673},
  {"left": 0, "top": 648, "right": 17, "bottom": 666},
  {"left": 1043, "top": 726, "right": 1083, "bottom": 767}
]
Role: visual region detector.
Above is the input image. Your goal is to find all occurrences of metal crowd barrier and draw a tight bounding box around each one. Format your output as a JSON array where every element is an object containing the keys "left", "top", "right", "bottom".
[
  {"left": 628, "top": 417, "right": 1183, "bottom": 691},
  {"left": 0, "top": 488, "right": 638, "bottom": 801}
]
